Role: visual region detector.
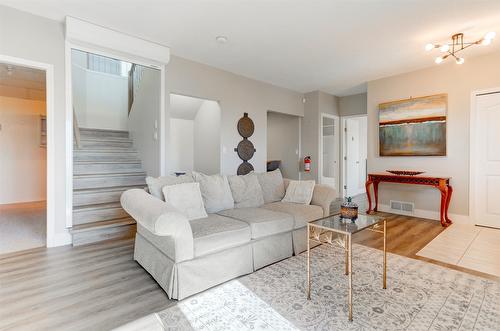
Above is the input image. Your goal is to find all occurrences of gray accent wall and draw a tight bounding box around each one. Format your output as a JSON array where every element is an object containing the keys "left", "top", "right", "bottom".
[
  {"left": 267, "top": 111, "right": 300, "bottom": 180},
  {"left": 367, "top": 50, "right": 500, "bottom": 219},
  {"left": 165, "top": 55, "right": 304, "bottom": 175},
  {"left": 339, "top": 93, "right": 367, "bottom": 116},
  {"left": 300, "top": 91, "right": 339, "bottom": 182}
]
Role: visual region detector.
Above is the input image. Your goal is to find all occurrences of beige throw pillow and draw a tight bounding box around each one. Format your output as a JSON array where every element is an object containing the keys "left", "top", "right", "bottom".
[
  {"left": 228, "top": 172, "right": 265, "bottom": 208},
  {"left": 282, "top": 180, "right": 315, "bottom": 205},
  {"left": 162, "top": 182, "right": 207, "bottom": 220},
  {"left": 192, "top": 172, "right": 234, "bottom": 213},
  {"left": 146, "top": 173, "right": 194, "bottom": 200}
]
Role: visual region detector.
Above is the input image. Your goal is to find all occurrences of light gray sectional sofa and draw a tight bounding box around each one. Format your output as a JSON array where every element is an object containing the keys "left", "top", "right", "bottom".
[{"left": 121, "top": 170, "right": 336, "bottom": 300}]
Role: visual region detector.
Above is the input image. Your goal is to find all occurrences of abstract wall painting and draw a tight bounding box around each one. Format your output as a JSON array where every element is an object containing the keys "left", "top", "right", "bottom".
[{"left": 379, "top": 94, "right": 447, "bottom": 156}]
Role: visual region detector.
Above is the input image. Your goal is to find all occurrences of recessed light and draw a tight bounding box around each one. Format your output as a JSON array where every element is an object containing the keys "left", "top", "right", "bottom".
[{"left": 215, "top": 36, "right": 228, "bottom": 44}]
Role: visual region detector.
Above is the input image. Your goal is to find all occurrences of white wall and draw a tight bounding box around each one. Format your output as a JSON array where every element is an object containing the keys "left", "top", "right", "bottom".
[
  {"left": 128, "top": 66, "right": 161, "bottom": 176},
  {"left": 339, "top": 93, "right": 367, "bottom": 116},
  {"left": 367, "top": 50, "right": 500, "bottom": 221},
  {"left": 169, "top": 118, "right": 194, "bottom": 173},
  {"left": 267, "top": 111, "right": 300, "bottom": 179},
  {"left": 165, "top": 55, "right": 304, "bottom": 176},
  {"left": 0, "top": 96, "right": 46, "bottom": 204},
  {"left": 72, "top": 64, "right": 129, "bottom": 130},
  {"left": 193, "top": 100, "right": 221, "bottom": 175},
  {"left": 0, "top": 5, "right": 68, "bottom": 242}
]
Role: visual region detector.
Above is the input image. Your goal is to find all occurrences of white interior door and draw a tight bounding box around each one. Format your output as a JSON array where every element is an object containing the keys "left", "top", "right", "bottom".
[
  {"left": 346, "top": 119, "right": 360, "bottom": 197},
  {"left": 474, "top": 92, "right": 500, "bottom": 228},
  {"left": 320, "top": 114, "right": 339, "bottom": 190}
]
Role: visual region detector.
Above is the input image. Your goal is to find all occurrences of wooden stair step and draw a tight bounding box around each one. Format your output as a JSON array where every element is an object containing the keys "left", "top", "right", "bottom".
[
  {"left": 73, "top": 185, "right": 145, "bottom": 207},
  {"left": 73, "top": 161, "right": 143, "bottom": 175},
  {"left": 73, "top": 202, "right": 128, "bottom": 225},
  {"left": 70, "top": 217, "right": 136, "bottom": 246},
  {"left": 73, "top": 173, "right": 146, "bottom": 190},
  {"left": 79, "top": 127, "right": 129, "bottom": 139}
]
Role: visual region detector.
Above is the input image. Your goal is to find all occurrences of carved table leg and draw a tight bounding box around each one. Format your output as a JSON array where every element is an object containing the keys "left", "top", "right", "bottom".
[
  {"left": 445, "top": 185, "right": 453, "bottom": 224},
  {"left": 365, "top": 179, "right": 373, "bottom": 214},
  {"left": 438, "top": 183, "right": 449, "bottom": 227},
  {"left": 373, "top": 181, "right": 379, "bottom": 212}
]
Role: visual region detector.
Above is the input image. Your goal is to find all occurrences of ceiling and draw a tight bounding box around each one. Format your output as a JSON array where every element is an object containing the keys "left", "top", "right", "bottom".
[
  {"left": 170, "top": 94, "right": 205, "bottom": 120},
  {"left": 2, "top": 0, "right": 500, "bottom": 96},
  {"left": 0, "top": 63, "right": 46, "bottom": 100}
]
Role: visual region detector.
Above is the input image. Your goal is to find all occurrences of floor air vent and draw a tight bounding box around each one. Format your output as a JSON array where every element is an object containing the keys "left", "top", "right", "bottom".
[{"left": 390, "top": 200, "right": 414, "bottom": 214}]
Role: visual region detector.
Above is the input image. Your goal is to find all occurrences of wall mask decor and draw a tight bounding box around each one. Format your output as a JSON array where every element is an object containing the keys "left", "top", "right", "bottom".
[
  {"left": 235, "top": 112, "right": 256, "bottom": 175},
  {"left": 379, "top": 93, "right": 447, "bottom": 156}
]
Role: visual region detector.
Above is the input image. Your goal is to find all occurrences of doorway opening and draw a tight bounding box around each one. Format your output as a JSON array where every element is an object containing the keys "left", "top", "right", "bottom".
[
  {"left": 0, "top": 63, "right": 47, "bottom": 254},
  {"left": 169, "top": 93, "right": 221, "bottom": 175},
  {"left": 266, "top": 111, "right": 301, "bottom": 179},
  {"left": 342, "top": 115, "right": 368, "bottom": 198},
  {"left": 319, "top": 113, "right": 340, "bottom": 191}
]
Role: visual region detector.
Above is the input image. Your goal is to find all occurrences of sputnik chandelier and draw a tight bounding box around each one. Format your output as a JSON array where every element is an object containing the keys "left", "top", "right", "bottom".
[{"left": 425, "top": 31, "right": 496, "bottom": 64}]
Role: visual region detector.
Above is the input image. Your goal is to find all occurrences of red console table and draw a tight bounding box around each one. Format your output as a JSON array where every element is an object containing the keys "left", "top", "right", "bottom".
[{"left": 365, "top": 173, "right": 453, "bottom": 227}]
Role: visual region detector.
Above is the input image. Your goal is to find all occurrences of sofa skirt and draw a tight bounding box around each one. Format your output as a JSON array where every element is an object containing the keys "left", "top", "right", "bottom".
[
  {"left": 134, "top": 233, "right": 253, "bottom": 300},
  {"left": 252, "top": 231, "right": 293, "bottom": 270}
]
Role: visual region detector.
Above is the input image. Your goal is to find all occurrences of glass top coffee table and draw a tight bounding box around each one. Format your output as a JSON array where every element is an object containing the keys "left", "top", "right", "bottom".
[{"left": 306, "top": 213, "right": 387, "bottom": 322}]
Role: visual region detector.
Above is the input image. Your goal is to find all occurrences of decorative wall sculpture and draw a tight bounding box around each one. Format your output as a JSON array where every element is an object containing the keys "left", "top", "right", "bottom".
[
  {"left": 235, "top": 113, "right": 256, "bottom": 175},
  {"left": 379, "top": 94, "right": 447, "bottom": 156}
]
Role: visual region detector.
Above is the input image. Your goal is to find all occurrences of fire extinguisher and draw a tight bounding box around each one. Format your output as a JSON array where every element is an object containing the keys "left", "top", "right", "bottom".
[{"left": 304, "top": 156, "right": 311, "bottom": 172}]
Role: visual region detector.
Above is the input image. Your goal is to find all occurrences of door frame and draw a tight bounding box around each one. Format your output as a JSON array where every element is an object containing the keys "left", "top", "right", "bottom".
[
  {"left": 318, "top": 113, "right": 340, "bottom": 192},
  {"left": 65, "top": 41, "right": 167, "bottom": 228},
  {"left": 0, "top": 54, "right": 56, "bottom": 247},
  {"left": 341, "top": 114, "right": 368, "bottom": 199},
  {"left": 469, "top": 87, "right": 500, "bottom": 226}
]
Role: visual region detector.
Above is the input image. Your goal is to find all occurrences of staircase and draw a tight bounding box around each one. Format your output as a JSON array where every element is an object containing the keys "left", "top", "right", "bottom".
[{"left": 70, "top": 128, "right": 146, "bottom": 246}]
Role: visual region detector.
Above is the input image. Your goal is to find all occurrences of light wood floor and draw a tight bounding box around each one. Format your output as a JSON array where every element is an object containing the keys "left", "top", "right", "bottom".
[{"left": 0, "top": 213, "right": 497, "bottom": 331}]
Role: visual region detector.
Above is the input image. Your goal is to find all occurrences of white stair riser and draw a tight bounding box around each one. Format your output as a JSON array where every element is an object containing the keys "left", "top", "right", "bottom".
[
  {"left": 77, "top": 140, "right": 133, "bottom": 149},
  {"left": 74, "top": 152, "right": 140, "bottom": 162},
  {"left": 72, "top": 224, "right": 136, "bottom": 246},
  {"left": 73, "top": 190, "right": 124, "bottom": 207},
  {"left": 79, "top": 129, "right": 129, "bottom": 139},
  {"left": 73, "top": 207, "right": 129, "bottom": 225},
  {"left": 73, "top": 163, "right": 143, "bottom": 175},
  {"left": 74, "top": 175, "right": 146, "bottom": 190}
]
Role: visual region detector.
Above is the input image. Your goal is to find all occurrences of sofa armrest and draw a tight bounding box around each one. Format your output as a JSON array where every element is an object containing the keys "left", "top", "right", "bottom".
[
  {"left": 311, "top": 184, "right": 337, "bottom": 216},
  {"left": 121, "top": 189, "right": 194, "bottom": 262}
]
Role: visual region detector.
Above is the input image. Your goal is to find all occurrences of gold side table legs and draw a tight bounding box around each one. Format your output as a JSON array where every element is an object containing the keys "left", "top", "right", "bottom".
[
  {"left": 344, "top": 234, "right": 349, "bottom": 275},
  {"left": 307, "top": 225, "right": 311, "bottom": 300},
  {"left": 383, "top": 220, "right": 387, "bottom": 289},
  {"left": 348, "top": 233, "right": 353, "bottom": 321}
]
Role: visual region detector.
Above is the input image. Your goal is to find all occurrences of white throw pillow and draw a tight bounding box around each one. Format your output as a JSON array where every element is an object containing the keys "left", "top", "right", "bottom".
[
  {"left": 146, "top": 173, "right": 193, "bottom": 200},
  {"left": 162, "top": 182, "right": 208, "bottom": 220},
  {"left": 282, "top": 180, "right": 315, "bottom": 205},
  {"left": 192, "top": 172, "right": 235, "bottom": 213}
]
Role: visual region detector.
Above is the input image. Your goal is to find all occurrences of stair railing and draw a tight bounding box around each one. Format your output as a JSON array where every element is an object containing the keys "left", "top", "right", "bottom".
[
  {"left": 128, "top": 64, "right": 136, "bottom": 115},
  {"left": 73, "top": 107, "right": 82, "bottom": 149}
]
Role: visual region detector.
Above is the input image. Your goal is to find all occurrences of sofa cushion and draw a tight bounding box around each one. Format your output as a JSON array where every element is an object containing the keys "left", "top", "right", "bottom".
[
  {"left": 192, "top": 172, "right": 234, "bottom": 213},
  {"left": 262, "top": 202, "right": 323, "bottom": 229},
  {"left": 145, "top": 173, "right": 193, "bottom": 200},
  {"left": 162, "top": 182, "right": 207, "bottom": 220},
  {"left": 256, "top": 169, "right": 285, "bottom": 203},
  {"left": 189, "top": 214, "right": 251, "bottom": 257},
  {"left": 218, "top": 208, "right": 293, "bottom": 239},
  {"left": 228, "top": 172, "right": 264, "bottom": 208}
]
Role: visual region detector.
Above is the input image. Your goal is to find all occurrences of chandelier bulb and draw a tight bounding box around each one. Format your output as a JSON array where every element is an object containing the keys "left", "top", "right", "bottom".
[
  {"left": 435, "top": 56, "right": 444, "bottom": 64},
  {"left": 456, "top": 57, "right": 465, "bottom": 65},
  {"left": 425, "top": 43, "right": 435, "bottom": 51},
  {"left": 484, "top": 31, "right": 496, "bottom": 40},
  {"left": 440, "top": 44, "right": 450, "bottom": 52},
  {"left": 481, "top": 38, "right": 492, "bottom": 46}
]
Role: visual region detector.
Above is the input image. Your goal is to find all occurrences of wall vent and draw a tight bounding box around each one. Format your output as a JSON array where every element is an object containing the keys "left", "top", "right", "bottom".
[{"left": 390, "top": 200, "right": 414, "bottom": 214}]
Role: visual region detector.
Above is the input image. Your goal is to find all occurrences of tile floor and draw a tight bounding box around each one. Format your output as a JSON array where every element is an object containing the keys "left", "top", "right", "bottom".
[{"left": 417, "top": 223, "right": 500, "bottom": 277}]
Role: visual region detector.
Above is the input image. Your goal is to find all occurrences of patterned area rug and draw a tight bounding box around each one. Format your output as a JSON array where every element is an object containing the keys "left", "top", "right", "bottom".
[{"left": 155, "top": 244, "right": 500, "bottom": 330}]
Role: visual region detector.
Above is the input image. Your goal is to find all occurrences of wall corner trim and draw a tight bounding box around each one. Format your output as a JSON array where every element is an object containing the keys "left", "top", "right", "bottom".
[
  {"left": 65, "top": 16, "right": 170, "bottom": 65},
  {"left": 47, "top": 229, "right": 72, "bottom": 248}
]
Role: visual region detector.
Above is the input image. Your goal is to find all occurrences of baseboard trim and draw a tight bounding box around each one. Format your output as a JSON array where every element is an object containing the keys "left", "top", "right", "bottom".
[
  {"left": 377, "top": 204, "right": 470, "bottom": 224},
  {"left": 47, "top": 230, "right": 72, "bottom": 247}
]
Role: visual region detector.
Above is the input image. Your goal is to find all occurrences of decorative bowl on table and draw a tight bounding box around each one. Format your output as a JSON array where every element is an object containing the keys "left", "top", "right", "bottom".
[
  {"left": 386, "top": 170, "right": 425, "bottom": 176},
  {"left": 341, "top": 197, "right": 358, "bottom": 221}
]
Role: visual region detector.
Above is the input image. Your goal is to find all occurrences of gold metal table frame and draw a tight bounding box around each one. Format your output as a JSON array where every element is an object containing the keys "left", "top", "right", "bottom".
[{"left": 306, "top": 215, "right": 387, "bottom": 322}]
